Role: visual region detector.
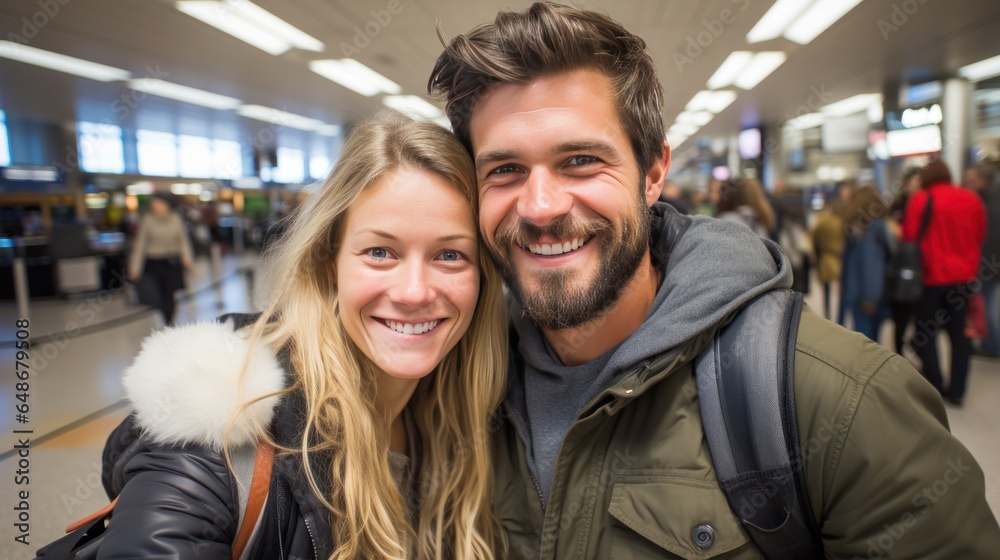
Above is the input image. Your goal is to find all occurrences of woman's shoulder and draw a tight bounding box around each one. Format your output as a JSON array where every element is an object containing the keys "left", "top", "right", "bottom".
[{"left": 123, "top": 318, "right": 287, "bottom": 453}]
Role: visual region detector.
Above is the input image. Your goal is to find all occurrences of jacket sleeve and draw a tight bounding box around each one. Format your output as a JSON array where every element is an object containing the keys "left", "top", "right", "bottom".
[
  {"left": 901, "top": 193, "right": 924, "bottom": 243},
  {"left": 129, "top": 216, "right": 149, "bottom": 275},
  {"left": 817, "top": 352, "right": 1000, "bottom": 558},
  {"left": 97, "top": 444, "right": 239, "bottom": 559}
]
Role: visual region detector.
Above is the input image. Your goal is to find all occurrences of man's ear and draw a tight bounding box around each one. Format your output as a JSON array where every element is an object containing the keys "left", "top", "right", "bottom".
[{"left": 644, "top": 140, "right": 671, "bottom": 207}]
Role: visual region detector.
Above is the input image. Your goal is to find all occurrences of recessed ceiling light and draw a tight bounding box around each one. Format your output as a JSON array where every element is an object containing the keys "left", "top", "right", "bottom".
[
  {"left": 733, "top": 52, "right": 787, "bottom": 90},
  {"left": 820, "top": 93, "right": 882, "bottom": 117},
  {"left": 0, "top": 40, "right": 131, "bottom": 82},
  {"left": 237, "top": 104, "right": 328, "bottom": 131},
  {"left": 746, "top": 0, "right": 814, "bottom": 43},
  {"left": 959, "top": 54, "right": 1000, "bottom": 82},
  {"left": 309, "top": 59, "right": 401, "bottom": 97},
  {"left": 382, "top": 95, "right": 443, "bottom": 119},
  {"left": 707, "top": 52, "right": 754, "bottom": 90},
  {"left": 127, "top": 79, "right": 241, "bottom": 110},
  {"left": 784, "top": 0, "right": 864, "bottom": 45},
  {"left": 176, "top": 1, "right": 324, "bottom": 56},
  {"left": 687, "top": 90, "right": 738, "bottom": 114},
  {"left": 676, "top": 111, "right": 714, "bottom": 126}
]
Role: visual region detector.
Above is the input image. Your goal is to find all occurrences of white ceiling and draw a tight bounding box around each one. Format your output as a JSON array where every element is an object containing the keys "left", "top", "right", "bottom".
[{"left": 1, "top": 0, "right": 999, "bottom": 149}]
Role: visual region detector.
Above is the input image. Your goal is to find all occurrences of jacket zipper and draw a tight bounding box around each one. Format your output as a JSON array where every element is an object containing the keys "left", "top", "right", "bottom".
[
  {"left": 276, "top": 480, "right": 287, "bottom": 560},
  {"left": 303, "top": 514, "right": 320, "bottom": 560}
]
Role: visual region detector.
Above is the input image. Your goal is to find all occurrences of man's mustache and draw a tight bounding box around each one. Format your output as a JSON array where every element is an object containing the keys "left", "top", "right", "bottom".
[{"left": 493, "top": 216, "right": 613, "bottom": 252}]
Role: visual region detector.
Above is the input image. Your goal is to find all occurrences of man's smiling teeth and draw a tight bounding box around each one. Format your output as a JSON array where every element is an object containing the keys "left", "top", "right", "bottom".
[
  {"left": 527, "top": 238, "right": 586, "bottom": 256},
  {"left": 385, "top": 319, "right": 440, "bottom": 335}
]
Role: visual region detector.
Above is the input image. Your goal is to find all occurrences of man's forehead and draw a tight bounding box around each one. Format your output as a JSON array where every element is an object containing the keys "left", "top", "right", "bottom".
[{"left": 468, "top": 69, "right": 620, "bottom": 150}]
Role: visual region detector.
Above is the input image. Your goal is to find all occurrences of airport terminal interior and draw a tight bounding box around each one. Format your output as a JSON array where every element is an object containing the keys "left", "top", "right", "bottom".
[{"left": 1, "top": 0, "right": 999, "bottom": 556}]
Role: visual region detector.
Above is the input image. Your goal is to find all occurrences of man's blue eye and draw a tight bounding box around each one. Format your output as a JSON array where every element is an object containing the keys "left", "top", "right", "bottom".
[{"left": 569, "top": 155, "right": 597, "bottom": 166}]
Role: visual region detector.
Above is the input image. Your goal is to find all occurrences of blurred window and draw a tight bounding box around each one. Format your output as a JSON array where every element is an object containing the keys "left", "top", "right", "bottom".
[
  {"left": 178, "top": 135, "right": 213, "bottom": 178},
  {"left": 272, "top": 147, "right": 305, "bottom": 184},
  {"left": 137, "top": 129, "right": 179, "bottom": 176},
  {"left": 78, "top": 121, "right": 126, "bottom": 174},
  {"left": 0, "top": 110, "right": 9, "bottom": 167},
  {"left": 309, "top": 154, "right": 330, "bottom": 180},
  {"left": 213, "top": 139, "right": 243, "bottom": 179}
]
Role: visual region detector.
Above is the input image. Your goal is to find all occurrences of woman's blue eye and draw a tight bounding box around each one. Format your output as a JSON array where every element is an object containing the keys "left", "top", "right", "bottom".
[
  {"left": 367, "top": 247, "right": 388, "bottom": 259},
  {"left": 440, "top": 250, "right": 460, "bottom": 261}
]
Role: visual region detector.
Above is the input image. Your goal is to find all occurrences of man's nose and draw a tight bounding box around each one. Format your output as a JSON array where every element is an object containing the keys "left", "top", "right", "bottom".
[{"left": 516, "top": 168, "right": 573, "bottom": 227}]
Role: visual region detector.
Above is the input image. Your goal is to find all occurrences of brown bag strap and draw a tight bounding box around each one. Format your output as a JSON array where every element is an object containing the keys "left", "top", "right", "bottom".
[
  {"left": 64, "top": 495, "right": 119, "bottom": 533},
  {"left": 232, "top": 441, "right": 275, "bottom": 560}
]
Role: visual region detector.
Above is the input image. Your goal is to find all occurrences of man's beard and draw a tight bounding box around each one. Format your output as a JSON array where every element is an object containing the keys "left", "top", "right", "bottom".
[{"left": 488, "top": 197, "right": 650, "bottom": 331}]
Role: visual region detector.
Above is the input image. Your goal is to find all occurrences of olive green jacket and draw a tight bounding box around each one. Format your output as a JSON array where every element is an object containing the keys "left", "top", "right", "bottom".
[{"left": 493, "top": 302, "right": 1000, "bottom": 559}]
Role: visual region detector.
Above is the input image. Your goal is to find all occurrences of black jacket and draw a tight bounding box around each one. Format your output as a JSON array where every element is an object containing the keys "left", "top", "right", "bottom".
[{"left": 98, "top": 315, "right": 333, "bottom": 559}]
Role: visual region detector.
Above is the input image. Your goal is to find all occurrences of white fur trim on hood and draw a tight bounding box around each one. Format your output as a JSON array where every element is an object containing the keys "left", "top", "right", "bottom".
[{"left": 123, "top": 320, "right": 285, "bottom": 452}]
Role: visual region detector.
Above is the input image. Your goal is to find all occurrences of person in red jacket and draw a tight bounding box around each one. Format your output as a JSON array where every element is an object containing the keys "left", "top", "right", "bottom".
[{"left": 903, "top": 160, "right": 986, "bottom": 406}]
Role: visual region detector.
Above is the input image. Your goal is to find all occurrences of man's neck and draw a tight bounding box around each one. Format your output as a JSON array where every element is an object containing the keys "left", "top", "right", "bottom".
[{"left": 542, "top": 255, "right": 662, "bottom": 366}]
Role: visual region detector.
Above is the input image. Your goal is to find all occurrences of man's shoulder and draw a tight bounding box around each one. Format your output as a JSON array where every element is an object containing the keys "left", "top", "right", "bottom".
[{"left": 793, "top": 304, "right": 896, "bottom": 388}]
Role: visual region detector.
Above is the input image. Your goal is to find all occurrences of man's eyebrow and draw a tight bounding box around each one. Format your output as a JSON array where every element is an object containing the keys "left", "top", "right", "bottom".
[
  {"left": 475, "top": 150, "right": 518, "bottom": 173},
  {"left": 551, "top": 141, "right": 622, "bottom": 161}
]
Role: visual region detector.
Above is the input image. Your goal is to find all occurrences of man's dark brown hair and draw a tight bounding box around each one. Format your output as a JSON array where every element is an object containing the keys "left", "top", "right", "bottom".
[
  {"left": 921, "top": 160, "right": 952, "bottom": 188},
  {"left": 427, "top": 2, "right": 665, "bottom": 174}
]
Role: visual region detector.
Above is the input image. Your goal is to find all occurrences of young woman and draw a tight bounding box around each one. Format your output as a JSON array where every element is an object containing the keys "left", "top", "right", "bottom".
[
  {"left": 128, "top": 192, "right": 193, "bottom": 325},
  {"left": 99, "top": 111, "right": 508, "bottom": 559}
]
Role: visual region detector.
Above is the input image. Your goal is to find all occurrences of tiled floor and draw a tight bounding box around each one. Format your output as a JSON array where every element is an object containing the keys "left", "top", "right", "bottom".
[{"left": 0, "top": 252, "right": 997, "bottom": 558}]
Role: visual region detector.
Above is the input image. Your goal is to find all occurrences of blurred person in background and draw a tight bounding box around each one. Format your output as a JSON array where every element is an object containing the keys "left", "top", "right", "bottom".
[
  {"left": 840, "top": 187, "right": 891, "bottom": 342},
  {"left": 904, "top": 160, "right": 986, "bottom": 406},
  {"left": 657, "top": 180, "right": 693, "bottom": 214},
  {"left": 706, "top": 177, "right": 723, "bottom": 216},
  {"left": 810, "top": 193, "right": 846, "bottom": 320},
  {"left": 835, "top": 182, "right": 857, "bottom": 326},
  {"left": 128, "top": 192, "right": 193, "bottom": 326},
  {"left": 888, "top": 167, "right": 922, "bottom": 355},
  {"left": 964, "top": 162, "right": 1000, "bottom": 357},
  {"left": 715, "top": 178, "right": 775, "bottom": 238}
]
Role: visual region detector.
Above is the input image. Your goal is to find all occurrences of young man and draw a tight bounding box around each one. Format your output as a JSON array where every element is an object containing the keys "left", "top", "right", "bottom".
[{"left": 430, "top": 3, "right": 1000, "bottom": 558}]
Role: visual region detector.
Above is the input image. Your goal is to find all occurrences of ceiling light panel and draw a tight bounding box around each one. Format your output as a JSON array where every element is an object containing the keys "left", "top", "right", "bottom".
[
  {"left": 0, "top": 41, "right": 131, "bottom": 82},
  {"left": 676, "top": 111, "right": 714, "bottom": 126},
  {"left": 382, "top": 95, "right": 442, "bottom": 119},
  {"left": 686, "top": 90, "right": 737, "bottom": 114},
  {"left": 127, "top": 79, "right": 241, "bottom": 110},
  {"left": 225, "top": 1, "right": 324, "bottom": 52},
  {"left": 734, "top": 52, "right": 787, "bottom": 90},
  {"left": 707, "top": 51, "right": 753, "bottom": 90},
  {"left": 237, "top": 104, "right": 327, "bottom": 131},
  {"left": 784, "top": 0, "right": 864, "bottom": 45},
  {"left": 309, "top": 59, "right": 401, "bottom": 97},
  {"left": 959, "top": 54, "right": 1000, "bottom": 82},
  {"left": 746, "top": 0, "right": 814, "bottom": 43},
  {"left": 177, "top": 1, "right": 323, "bottom": 55},
  {"left": 820, "top": 93, "right": 882, "bottom": 117}
]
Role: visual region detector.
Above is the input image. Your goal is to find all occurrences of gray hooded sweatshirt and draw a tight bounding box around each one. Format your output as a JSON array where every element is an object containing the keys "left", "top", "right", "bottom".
[{"left": 510, "top": 202, "right": 793, "bottom": 502}]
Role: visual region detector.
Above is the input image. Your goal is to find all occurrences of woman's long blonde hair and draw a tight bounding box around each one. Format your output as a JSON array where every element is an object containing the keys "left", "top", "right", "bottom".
[{"left": 230, "top": 110, "right": 508, "bottom": 559}]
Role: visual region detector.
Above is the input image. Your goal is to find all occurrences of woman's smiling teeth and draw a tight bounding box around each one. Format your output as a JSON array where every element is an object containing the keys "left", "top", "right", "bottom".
[
  {"left": 526, "top": 237, "right": 586, "bottom": 256},
  {"left": 384, "top": 319, "right": 441, "bottom": 335}
]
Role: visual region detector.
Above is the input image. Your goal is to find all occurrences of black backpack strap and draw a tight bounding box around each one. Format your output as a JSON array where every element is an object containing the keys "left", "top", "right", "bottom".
[{"left": 695, "top": 290, "right": 824, "bottom": 558}]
